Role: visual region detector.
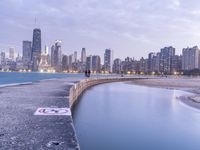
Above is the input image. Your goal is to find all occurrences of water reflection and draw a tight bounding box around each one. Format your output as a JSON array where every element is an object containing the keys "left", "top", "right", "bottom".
[{"left": 73, "top": 82, "right": 200, "bottom": 150}]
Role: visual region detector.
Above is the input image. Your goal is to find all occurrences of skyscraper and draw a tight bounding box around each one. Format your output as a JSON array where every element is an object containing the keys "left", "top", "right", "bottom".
[
  {"left": 86, "top": 55, "right": 92, "bottom": 70},
  {"left": 81, "top": 48, "right": 86, "bottom": 63},
  {"left": 51, "top": 45, "right": 55, "bottom": 67},
  {"left": 51, "top": 40, "right": 62, "bottom": 71},
  {"left": 92, "top": 55, "right": 101, "bottom": 73},
  {"left": 44, "top": 45, "right": 49, "bottom": 54},
  {"left": 148, "top": 52, "right": 156, "bottom": 73},
  {"left": 0, "top": 52, "right": 6, "bottom": 66},
  {"left": 22, "top": 41, "right": 32, "bottom": 69},
  {"left": 9, "top": 48, "right": 15, "bottom": 60},
  {"left": 68, "top": 54, "right": 73, "bottom": 70},
  {"left": 182, "top": 46, "right": 199, "bottom": 70},
  {"left": 160, "top": 46, "right": 175, "bottom": 74},
  {"left": 62, "top": 55, "right": 69, "bottom": 71},
  {"left": 155, "top": 52, "right": 161, "bottom": 72},
  {"left": 74, "top": 51, "right": 77, "bottom": 63},
  {"left": 32, "top": 28, "right": 41, "bottom": 71},
  {"left": 81, "top": 48, "right": 86, "bottom": 72},
  {"left": 113, "top": 58, "right": 122, "bottom": 73},
  {"left": 104, "top": 49, "right": 113, "bottom": 73}
]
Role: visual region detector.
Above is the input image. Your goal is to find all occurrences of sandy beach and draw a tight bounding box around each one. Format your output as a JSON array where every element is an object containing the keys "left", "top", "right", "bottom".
[{"left": 127, "top": 77, "right": 200, "bottom": 109}]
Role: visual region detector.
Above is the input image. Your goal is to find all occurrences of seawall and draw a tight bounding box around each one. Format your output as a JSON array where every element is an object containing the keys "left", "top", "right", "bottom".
[
  {"left": 69, "top": 77, "right": 147, "bottom": 108},
  {"left": 69, "top": 77, "right": 148, "bottom": 149}
]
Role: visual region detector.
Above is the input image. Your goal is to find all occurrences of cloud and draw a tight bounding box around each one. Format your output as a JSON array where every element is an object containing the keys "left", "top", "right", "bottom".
[{"left": 0, "top": 0, "right": 200, "bottom": 59}]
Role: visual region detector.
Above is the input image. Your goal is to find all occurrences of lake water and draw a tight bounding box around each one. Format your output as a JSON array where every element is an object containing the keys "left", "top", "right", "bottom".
[
  {"left": 0, "top": 72, "right": 119, "bottom": 85},
  {"left": 73, "top": 82, "right": 200, "bottom": 150}
]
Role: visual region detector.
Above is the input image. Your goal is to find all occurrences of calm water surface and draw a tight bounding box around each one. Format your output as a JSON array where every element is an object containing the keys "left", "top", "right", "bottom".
[
  {"left": 73, "top": 82, "right": 200, "bottom": 150},
  {"left": 0, "top": 72, "right": 119, "bottom": 85}
]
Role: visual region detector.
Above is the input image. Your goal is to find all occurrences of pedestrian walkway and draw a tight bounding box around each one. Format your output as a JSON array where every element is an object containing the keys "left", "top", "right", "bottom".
[{"left": 0, "top": 78, "right": 81, "bottom": 150}]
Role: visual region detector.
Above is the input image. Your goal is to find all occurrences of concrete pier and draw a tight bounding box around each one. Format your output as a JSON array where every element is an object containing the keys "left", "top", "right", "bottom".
[{"left": 0, "top": 77, "right": 146, "bottom": 150}]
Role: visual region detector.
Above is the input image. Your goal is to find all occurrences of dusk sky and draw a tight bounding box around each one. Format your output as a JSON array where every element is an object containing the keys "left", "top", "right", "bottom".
[{"left": 1, "top": 0, "right": 200, "bottom": 59}]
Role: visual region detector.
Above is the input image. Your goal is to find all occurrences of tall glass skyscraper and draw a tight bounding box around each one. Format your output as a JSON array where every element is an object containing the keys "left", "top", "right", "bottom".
[
  {"left": 32, "top": 28, "right": 41, "bottom": 71},
  {"left": 81, "top": 48, "right": 86, "bottom": 63},
  {"left": 104, "top": 49, "right": 113, "bottom": 72},
  {"left": 51, "top": 40, "right": 62, "bottom": 72},
  {"left": 22, "top": 41, "right": 32, "bottom": 69}
]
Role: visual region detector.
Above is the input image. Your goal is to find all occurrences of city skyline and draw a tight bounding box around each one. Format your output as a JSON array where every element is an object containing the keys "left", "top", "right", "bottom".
[
  {"left": 1, "top": 28, "right": 199, "bottom": 75},
  {"left": 1, "top": 0, "right": 200, "bottom": 59}
]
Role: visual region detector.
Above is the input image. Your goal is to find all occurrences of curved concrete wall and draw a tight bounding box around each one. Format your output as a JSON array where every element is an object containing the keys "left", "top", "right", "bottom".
[
  {"left": 69, "top": 77, "right": 148, "bottom": 150},
  {"left": 69, "top": 77, "right": 147, "bottom": 108}
]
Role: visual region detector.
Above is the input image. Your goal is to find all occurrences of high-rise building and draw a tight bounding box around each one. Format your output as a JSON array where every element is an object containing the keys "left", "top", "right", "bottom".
[
  {"left": 32, "top": 28, "right": 41, "bottom": 71},
  {"left": 44, "top": 46, "right": 51, "bottom": 66},
  {"left": 113, "top": 58, "right": 122, "bottom": 73},
  {"left": 121, "top": 57, "right": 134, "bottom": 73},
  {"left": 9, "top": 48, "right": 15, "bottom": 60},
  {"left": 172, "top": 55, "right": 182, "bottom": 72},
  {"left": 39, "top": 46, "right": 50, "bottom": 71},
  {"left": 81, "top": 48, "right": 86, "bottom": 72},
  {"left": 74, "top": 51, "right": 77, "bottom": 63},
  {"left": 51, "top": 40, "right": 62, "bottom": 72},
  {"left": 86, "top": 55, "right": 92, "bottom": 70},
  {"left": 160, "top": 46, "right": 175, "bottom": 74},
  {"left": 104, "top": 49, "right": 113, "bottom": 72},
  {"left": 0, "top": 52, "right": 6, "bottom": 66},
  {"left": 22, "top": 41, "right": 32, "bottom": 69},
  {"left": 92, "top": 55, "right": 101, "bottom": 73},
  {"left": 81, "top": 48, "right": 86, "bottom": 63},
  {"left": 68, "top": 54, "right": 73, "bottom": 71},
  {"left": 155, "top": 52, "right": 161, "bottom": 72},
  {"left": 16, "top": 53, "right": 24, "bottom": 70},
  {"left": 182, "top": 46, "right": 199, "bottom": 70},
  {"left": 148, "top": 52, "right": 156, "bottom": 73},
  {"left": 139, "top": 57, "right": 146, "bottom": 73},
  {"left": 51, "top": 45, "right": 55, "bottom": 67},
  {"left": 62, "top": 55, "right": 69, "bottom": 71},
  {"left": 44, "top": 45, "right": 49, "bottom": 54}
]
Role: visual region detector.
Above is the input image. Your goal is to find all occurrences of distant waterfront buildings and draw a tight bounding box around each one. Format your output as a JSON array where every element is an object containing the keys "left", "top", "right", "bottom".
[{"left": 2, "top": 27, "right": 200, "bottom": 74}]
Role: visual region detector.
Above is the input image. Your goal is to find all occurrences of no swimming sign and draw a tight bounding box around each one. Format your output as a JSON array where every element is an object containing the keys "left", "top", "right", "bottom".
[{"left": 34, "top": 107, "right": 71, "bottom": 116}]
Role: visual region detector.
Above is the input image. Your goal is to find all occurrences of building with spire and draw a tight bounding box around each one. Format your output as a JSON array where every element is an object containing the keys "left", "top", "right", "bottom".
[{"left": 31, "top": 28, "right": 41, "bottom": 71}]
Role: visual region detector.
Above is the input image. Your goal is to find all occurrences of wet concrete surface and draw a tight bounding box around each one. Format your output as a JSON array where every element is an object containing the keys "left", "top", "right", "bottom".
[{"left": 0, "top": 78, "right": 81, "bottom": 150}]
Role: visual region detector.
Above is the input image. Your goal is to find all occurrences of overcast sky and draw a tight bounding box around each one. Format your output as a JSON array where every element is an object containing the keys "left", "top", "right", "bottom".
[{"left": 0, "top": 0, "right": 200, "bottom": 59}]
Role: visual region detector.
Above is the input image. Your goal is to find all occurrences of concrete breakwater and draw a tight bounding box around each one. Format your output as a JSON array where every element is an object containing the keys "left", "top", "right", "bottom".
[
  {"left": 0, "top": 76, "right": 147, "bottom": 150},
  {"left": 69, "top": 77, "right": 146, "bottom": 108}
]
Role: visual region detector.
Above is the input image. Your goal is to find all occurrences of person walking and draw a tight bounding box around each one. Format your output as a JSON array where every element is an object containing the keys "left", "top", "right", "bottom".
[
  {"left": 85, "top": 70, "right": 88, "bottom": 77},
  {"left": 88, "top": 70, "right": 91, "bottom": 77}
]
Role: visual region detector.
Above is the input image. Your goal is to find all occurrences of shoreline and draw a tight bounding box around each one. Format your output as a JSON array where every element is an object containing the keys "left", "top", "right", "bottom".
[{"left": 126, "top": 78, "right": 200, "bottom": 110}]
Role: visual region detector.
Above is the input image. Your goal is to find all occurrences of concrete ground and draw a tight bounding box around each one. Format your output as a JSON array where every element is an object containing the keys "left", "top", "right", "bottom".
[{"left": 0, "top": 78, "right": 81, "bottom": 150}]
